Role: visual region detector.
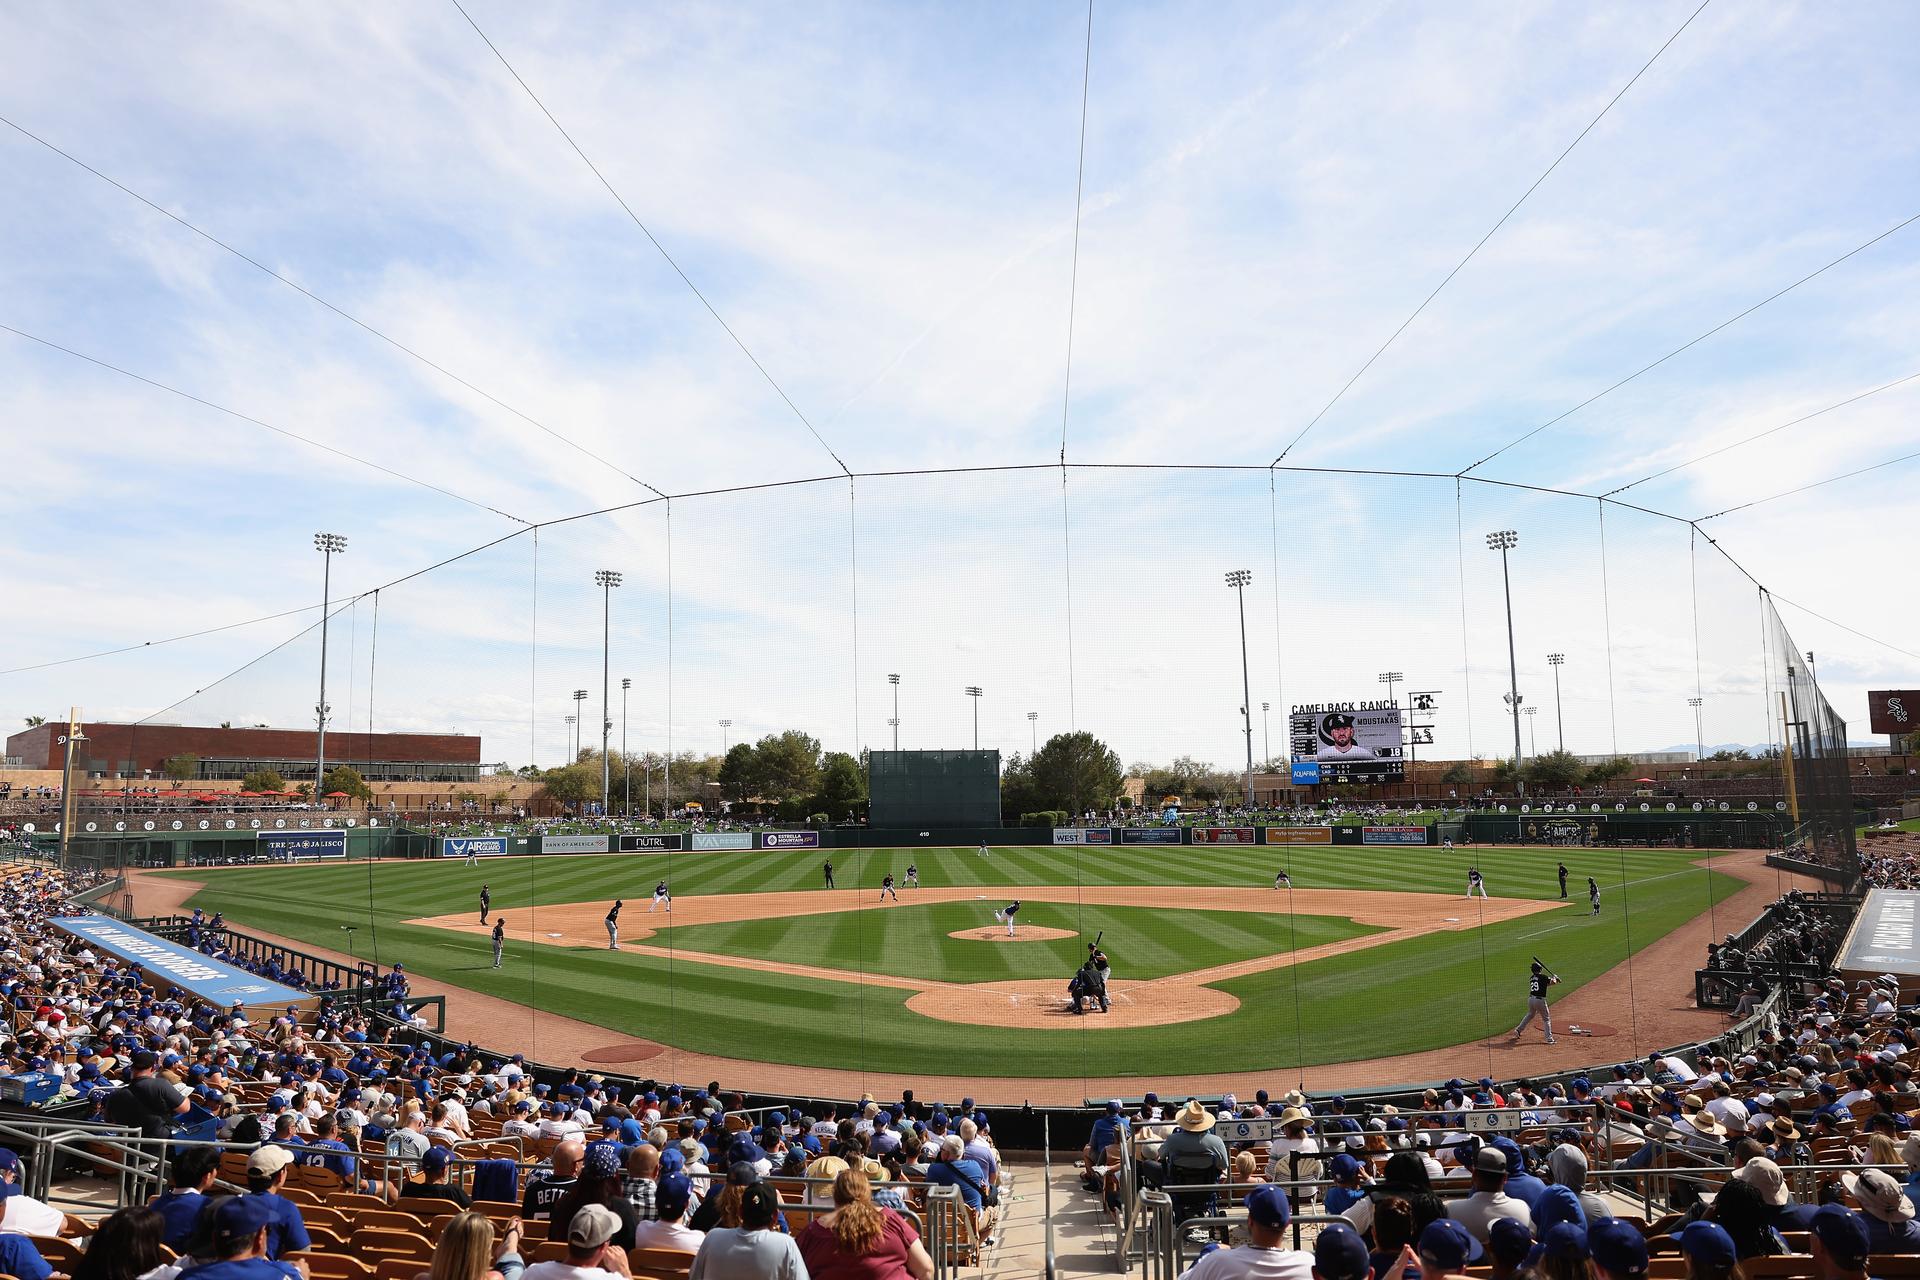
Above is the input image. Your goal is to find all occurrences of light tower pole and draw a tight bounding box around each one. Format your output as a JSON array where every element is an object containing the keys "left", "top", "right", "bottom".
[
  {"left": 1378, "top": 671, "right": 1403, "bottom": 780},
  {"left": 564, "top": 715, "right": 576, "bottom": 763},
  {"left": 1547, "top": 653, "right": 1566, "bottom": 753},
  {"left": 1524, "top": 705, "right": 1539, "bottom": 759},
  {"left": 594, "top": 569, "right": 622, "bottom": 814},
  {"left": 888, "top": 674, "right": 900, "bottom": 750},
  {"left": 620, "top": 677, "right": 631, "bottom": 815},
  {"left": 720, "top": 719, "right": 732, "bottom": 754},
  {"left": 571, "top": 689, "right": 588, "bottom": 762},
  {"left": 1688, "top": 696, "right": 1705, "bottom": 765},
  {"left": 965, "top": 687, "right": 983, "bottom": 749},
  {"left": 1226, "top": 570, "right": 1255, "bottom": 809},
  {"left": 1486, "top": 530, "right": 1524, "bottom": 766},
  {"left": 1027, "top": 711, "right": 1039, "bottom": 755},
  {"left": 1261, "top": 702, "right": 1271, "bottom": 770},
  {"left": 312, "top": 533, "right": 347, "bottom": 798}
]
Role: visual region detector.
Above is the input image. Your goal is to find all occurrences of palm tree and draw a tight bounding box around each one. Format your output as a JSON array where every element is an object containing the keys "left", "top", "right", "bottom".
[{"left": 23, "top": 716, "right": 45, "bottom": 728}]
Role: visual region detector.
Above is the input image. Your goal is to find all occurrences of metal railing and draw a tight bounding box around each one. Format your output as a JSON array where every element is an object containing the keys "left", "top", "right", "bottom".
[{"left": 1043, "top": 1116, "right": 1057, "bottom": 1280}]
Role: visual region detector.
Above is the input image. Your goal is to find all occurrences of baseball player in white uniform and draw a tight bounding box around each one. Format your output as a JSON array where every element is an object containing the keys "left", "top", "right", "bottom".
[{"left": 1466, "top": 867, "right": 1489, "bottom": 899}]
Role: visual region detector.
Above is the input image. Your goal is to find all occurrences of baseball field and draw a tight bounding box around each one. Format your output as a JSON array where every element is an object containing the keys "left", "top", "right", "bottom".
[{"left": 142, "top": 840, "right": 1773, "bottom": 1090}]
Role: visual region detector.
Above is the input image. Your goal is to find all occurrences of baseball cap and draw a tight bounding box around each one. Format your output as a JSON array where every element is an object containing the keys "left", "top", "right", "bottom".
[
  {"left": 1812, "top": 1206, "right": 1871, "bottom": 1268},
  {"left": 1669, "top": 1222, "right": 1735, "bottom": 1267},
  {"left": 422, "top": 1147, "right": 453, "bottom": 1172},
  {"left": 1327, "top": 1153, "right": 1361, "bottom": 1182},
  {"left": 568, "top": 1203, "right": 622, "bottom": 1249},
  {"left": 213, "top": 1196, "right": 275, "bottom": 1245},
  {"left": 1474, "top": 1146, "right": 1509, "bottom": 1175},
  {"left": 247, "top": 1145, "right": 294, "bottom": 1176},
  {"left": 1488, "top": 1219, "right": 1535, "bottom": 1266},
  {"left": 1589, "top": 1218, "right": 1649, "bottom": 1278},
  {"left": 1314, "top": 1224, "right": 1370, "bottom": 1280},
  {"left": 656, "top": 1172, "right": 693, "bottom": 1218},
  {"left": 1537, "top": 1223, "right": 1591, "bottom": 1262},
  {"left": 1418, "top": 1219, "right": 1483, "bottom": 1269},
  {"left": 1245, "top": 1185, "right": 1290, "bottom": 1230}
]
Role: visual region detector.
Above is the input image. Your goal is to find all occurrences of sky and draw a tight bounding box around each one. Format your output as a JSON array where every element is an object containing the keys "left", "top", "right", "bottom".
[{"left": 2, "top": 1, "right": 1917, "bottom": 774}]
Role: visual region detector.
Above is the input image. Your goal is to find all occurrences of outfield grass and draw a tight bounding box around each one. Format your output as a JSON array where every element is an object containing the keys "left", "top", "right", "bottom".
[
  {"left": 164, "top": 844, "right": 1745, "bottom": 1078},
  {"left": 661, "top": 901, "right": 1380, "bottom": 983}
]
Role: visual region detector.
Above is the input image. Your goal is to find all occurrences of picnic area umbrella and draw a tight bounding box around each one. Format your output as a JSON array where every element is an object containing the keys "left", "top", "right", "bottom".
[
  {"left": 325, "top": 791, "right": 351, "bottom": 798},
  {"left": 1634, "top": 777, "right": 1656, "bottom": 784}
]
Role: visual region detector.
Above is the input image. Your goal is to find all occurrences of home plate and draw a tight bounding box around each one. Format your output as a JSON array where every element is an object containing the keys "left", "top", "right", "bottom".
[{"left": 546, "top": 932, "right": 566, "bottom": 938}]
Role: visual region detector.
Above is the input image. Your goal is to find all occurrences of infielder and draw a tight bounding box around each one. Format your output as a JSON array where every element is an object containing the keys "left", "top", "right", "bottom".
[
  {"left": 465, "top": 843, "right": 480, "bottom": 868},
  {"left": 905, "top": 862, "right": 919, "bottom": 887},
  {"left": 880, "top": 873, "right": 898, "bottom": 902},
  {"left": 648, "top": 880, "right": 672, "bottom": 913},
  {"left": 1512, "top": 960, "right": 1558, "bottom": 1044},
  {"left": 1588, "top": 877, "right": 1601, "bottom": 917},
  {"left": 479, "top": 884, "right": 491, "bottom": 924},
  {"left": 979, "top": 840, "right": 989, "bottom": 858},
  {"left": 995, "top": 899, "right": 1022, "bottom": 937},
  {"left": 605, "top": 899, "right": 623, "bottom": 950},
  {"left": 1273, "top": 869, "right": 1292, "bottom": 890},
  {"left": 823, "top": 860, "right": 835, "bottom": 889},
  {"left": 491, "top": 918, "right": 505, "bottom": 969},
  {"left": 1466, "top": 866, "right": 1489, "bottom": 899}
]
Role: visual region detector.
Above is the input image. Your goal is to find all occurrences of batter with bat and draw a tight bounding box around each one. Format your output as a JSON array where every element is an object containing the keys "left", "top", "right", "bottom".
[{"left": 1511, "top": 956, "right": 1560, "bottom": 1045}]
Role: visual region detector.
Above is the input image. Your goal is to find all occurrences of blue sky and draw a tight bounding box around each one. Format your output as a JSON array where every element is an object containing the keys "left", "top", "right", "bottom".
[{"left": 2, "top": 1, "right": 1916, "bottom": 771}]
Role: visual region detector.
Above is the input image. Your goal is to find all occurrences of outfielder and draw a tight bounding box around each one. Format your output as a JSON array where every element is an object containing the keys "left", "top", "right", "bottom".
[
  {"left": 1466, "top": 866, "right": 1489, "bottom": 899},
  {"left": 995, "top": 899, "right": 1022, "bottom": 937},
  {"left": 648, "top": 880, "right": 672, "bottom": 913},
  {"left": 880, "top": 873, "right": 898, "bottom": 902},
  {"left": 465, "top": 843, "right": 480, "bottom": 868},
  {"left": 1588, "top": 876, "right": 1601, "bottom": 916},
  {"left": 905, "top": 862, "right": 919, "bottom": 888},
  {"left": 605, "top": 899, "right": 623, "bottom": 950},
  {"left": 491, "top": 918, "right": 505, "bottom": 969},
  {"left": 479, "top": 884, "right": 491, "bottom": 924},
  {"left": 979, "top": 840, "right": 989, "bottom": 858},
  {"left": 823, "top": 860, "right": 835, "bottom": 889},
  {"left": 1512, "top": 960, "right": 1558, "bottom": 1044}
]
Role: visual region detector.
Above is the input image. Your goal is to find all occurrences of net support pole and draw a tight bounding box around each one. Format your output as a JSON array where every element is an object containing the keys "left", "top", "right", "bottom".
[{"left": 1779, "top": 692, "right": 1801, "bottom": 824}]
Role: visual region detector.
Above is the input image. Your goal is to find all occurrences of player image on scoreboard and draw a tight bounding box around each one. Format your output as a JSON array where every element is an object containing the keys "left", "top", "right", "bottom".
[{"left": 1290, "top": 704, "right": 1405, "bottom": 782}]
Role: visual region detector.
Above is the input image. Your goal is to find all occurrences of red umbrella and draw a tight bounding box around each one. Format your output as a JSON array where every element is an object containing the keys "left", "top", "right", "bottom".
[
  {"left": 1633, "top": 777, "right": 1656, "bottom": 784},
  {"left": 325, "top": 791, "right": 351, "bottom": 798},
  {"left": 238, "top": 791, "right": 260, "bottom": 798}
]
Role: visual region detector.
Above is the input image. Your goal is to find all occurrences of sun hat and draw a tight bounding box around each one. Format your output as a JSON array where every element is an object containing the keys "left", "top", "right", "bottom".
[
  {"left": 1843, "top": 1168, "right": 1916, "bottom": 1223},
  {"left": 1733, "top": 1157, "right": 1790, "bottom": 1207},
  {"left": 1175, "top": 1101, "right": 1217, "bottom": 1132}
]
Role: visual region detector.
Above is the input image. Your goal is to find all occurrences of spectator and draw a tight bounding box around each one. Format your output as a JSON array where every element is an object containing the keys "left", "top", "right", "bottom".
[
  {"left": 523, "top": 1140, "right": 585, "bottom": 1221},
  {"left": 0, "top": 1216, "right": 52, "bottom": 1280},
  {"left": 1344, "top": 1153, "right": 1444, "bottom": 1237},
  {"left": 1082, "top": 1101, "right": 1128, "bottom": 1188},
  {"left": 552, "top": 1146, "right": 637, "bottom": 1252},
  {"left": 1709, "top": 1177, "right": 1787, "bottom": 1260},
  {"left": 1445, "top": 1147, "right": 1532, "bottom": 1244},
  {"left": 623, "top": 1144, "right": 661, "bottom": 1221},
  {"left": 0, "top": 1148, "right": 82, "bottom": 1236},
  {"left": 1486, "top": 1220, "right": 1534, "bottom": 1280},
  {"left": 70, "top": 1206, "right": 175, "bottom": 1280},
  {"left": 631, "top": 1174, "right": 704, "bottom": 1254},
  {"left": 1810, "top": 1205, "right": 1874, "bottom": 1280},
  {"left": 1532, "top": 1223, "right": 1594, "bottom": 1280},
  {"left": 151, "top": 1145, "right": 219, "bottom": 1252},
  {"left": 183, "top": 1197, "right": 310, "bottom": 1280},
  {"left": 1733, "top": 1157, "right": 1817, "bottom": 1233},
  {"left": 1666, "top": 1222, "right": 1736, "bottom": 1280},
  {"left": 689, "top": 1183, "right": 805, "bottom": 1280},
  {"left": 1841, "top": 1169, "right": 1920, "bottom": 1254},
  {"left": 1546, "top": 1145, "right": 1609, "bottom": 1224},
  {"left": 1312, "top": 1224, "right": 1371, "bottom": 1280},
  {"left": 400, "top": 1148, "right": 473, "bottom": 1211},
  {"left": 107, "top": 1050, "right": 191, "bottom": 1140},
  {"left": 1176, "top": 1186, "right": 1311, "bottom": 1280},
  {"left": 1416, "top": 1219, "right": 1483, "bottom": 1280},
  {"left": 796, "top": 1169, "right": 932, "bottom": 1280},
  {"left": 388, "top": 1108, "right": 431, "bottom": 1169},
  {"left": 420, "top": 1210, "right": 526, "bottom": 1280},
  {"left": 522, "top": 1204, "right": 630, "bottom": 1280},
  {"left": 922, "top": 1134, "right": 998, "bottom": 1244},
  {"left": 1324, "top": 1155, "right": 1366, "bottom": 1216},
  {"left": 242, "top": 1146, "right": 311, "bottom": 1261}
]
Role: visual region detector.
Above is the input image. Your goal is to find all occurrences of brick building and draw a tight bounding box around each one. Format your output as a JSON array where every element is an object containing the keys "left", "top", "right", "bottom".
[{"left": 4, "top": 722, "right": 484, "bottom": 783}]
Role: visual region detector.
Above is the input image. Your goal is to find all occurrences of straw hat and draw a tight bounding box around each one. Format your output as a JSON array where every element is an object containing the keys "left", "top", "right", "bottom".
[
  {"left": 1684, "top": 1109, "right": 1727, "bottom": 1138},
  {"left": 1175, "top": 1100, "right": 1217, "bottom": 1132},
  {"left": 1278, "top": 1106, "right": 1312, "bottom": 1131},
  {"left": 1769, "top": 1116, "right": 1802, "bottom": 1141}
]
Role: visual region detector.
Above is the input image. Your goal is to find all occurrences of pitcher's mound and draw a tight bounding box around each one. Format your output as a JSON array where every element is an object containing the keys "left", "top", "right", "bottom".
[{"left": 948, "top": 925, "right": 1079, "bottom": 943}]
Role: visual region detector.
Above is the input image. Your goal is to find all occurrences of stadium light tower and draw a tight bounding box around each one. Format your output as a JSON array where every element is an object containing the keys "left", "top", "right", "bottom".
[
  {"left": 1688, "top": 695, "right": 1705, "bottom": 764},
  {"left": 1547, "top": 653, "right": 1566, "bottom": 754},
  {"left": 1226, "top": 570, "right": 1255, "bottom": 808},
  {"left": 594, "top": 569, "right": 622, "bottom": 814},
  {"left": 620, "top": 677, "right": 632, "bottom": 816},
  {"left": 564, "top": 714, "right": 576, "bottom": 763},
  {"left": 312, "top": 532, "right": 347, "bottom": 798},
  {"left": 1378, "top": 672, "right": 1403, "bottom": 777},
  {"left": 965, "top": 687, "right": 983, "bottom": 749},
  {"left": 571, "top": 688, "right": 588, "bottom": 761},
  {"left": 720, "top": 719, "right": 732, "bottom": 754},
  {"left": 1524, "top": 705, "right": 1539, "bottom": 759},
  {"left": 1261, "top": 702, "right": 1271, "bottom": 770},
  {"left": 1486, "top": 530, "right": 1524, "bottom": 766},
  {"left": 888, "top": 673, "right": 901, "bottom": 750},
  {"left": 1027, "top": 711, "right": 1039, "bottom": 755}
]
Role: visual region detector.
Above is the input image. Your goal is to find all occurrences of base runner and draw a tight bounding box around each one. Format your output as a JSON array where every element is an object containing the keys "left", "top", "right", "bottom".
[
  {"left": 605, "top": 899, "right": 623, "bottom": 950},
  {"left": 880, "top": 873, "right": 898, "bottom": 902}
]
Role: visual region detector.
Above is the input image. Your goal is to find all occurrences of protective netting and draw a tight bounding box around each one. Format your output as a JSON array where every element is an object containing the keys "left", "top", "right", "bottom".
[{"left": 1761, "top": 593, "right": 1860, "bottom": 878}]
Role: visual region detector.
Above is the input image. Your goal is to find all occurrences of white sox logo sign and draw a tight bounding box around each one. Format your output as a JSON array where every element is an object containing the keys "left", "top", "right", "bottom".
[
  {"left": 1891, "top": 696, "right": 1909, "bottom": 724},
  {"left": 1869, "top": 690, "right": 1920, "bottom": 736}
]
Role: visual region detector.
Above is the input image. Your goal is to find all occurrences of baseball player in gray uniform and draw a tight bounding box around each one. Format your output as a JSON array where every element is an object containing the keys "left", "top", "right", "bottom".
[{"left": 1511, "top": 960, "right": 1559, "bottom": 1044}]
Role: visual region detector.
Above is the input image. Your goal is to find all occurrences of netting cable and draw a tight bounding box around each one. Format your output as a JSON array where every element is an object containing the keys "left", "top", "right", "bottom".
[
  {"left": 1473, "top": 880, "right": 1494, "bottom": 1079},
  {"left": 1597, "top": 501, "right": 1622, "bottom": 757},
  {"left": 1616, "top": 847, "right": 1641, "bottom": 1057},
  {"left": 1453, "top": 479, "right": 1477, "bottom": 762},
  {"left": 366, "top": 589, "right": 382, "bottom": 972},
  {"left": 1057, "top": 0, "right": 1093, "bottom": 742},
  {"left": 1688, "top": 526, "right": 1716, "bottom": 937},
  {"left": 664, "top": 499, "right": 677, "bottom": 1084},
  {"left": 1698, "top": 446, "right": 1920, "bottom": 521}
]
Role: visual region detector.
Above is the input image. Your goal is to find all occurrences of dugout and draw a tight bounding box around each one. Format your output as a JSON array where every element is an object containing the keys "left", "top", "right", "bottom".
[
  {"left": 867, "top": 749, "right": 1002, "bottom": 828},
  {"left": 1835, "top": 889, "right": 1920, "bottom": 1001},
  {"left": 1465, "top": 808, "right": 1784, "bottom": 848}
]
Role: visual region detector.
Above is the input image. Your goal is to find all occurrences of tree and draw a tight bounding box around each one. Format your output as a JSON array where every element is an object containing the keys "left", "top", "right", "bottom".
[
  {"left": 23, "top": 716, "right": 45, "bottom": 728},
  {"left": 539, "top": 763, "right": 597, "bottom": 807},
  {"left": 752, "top": 731, "right": 821, "bottom": 804},
  {"left": 1440, "top": 761, "right": 1475, "bottom": 786},
  {"left": 242, "top": 768, "right": 287, "bottom": 794},
  {"left": 1709, "top": 748, "right": 1752, "bottom": 762},
  {"left": 813, "top": 752, "right": 866, "bottom": 817},
  {"left": 162, "top": 754, "right": 199, "bottom": 783},
  {"left": 321, "top": 765, "right": 372, "bottom": 801},
  {"left": 1525, "top": 750, "right": 1585, "bottom": 790},
  {"left": 718, "top": 743, "right": 758, "bottom": 804},
  {"left": 1000, "top": 752, "right": 1039, "bottom": 821},
  {"left": 1028, "top": 731, "right": 1125, "bottom": 815},
  {"left": 1582, "top": 756, "right": 1636, "bottom": 786}
]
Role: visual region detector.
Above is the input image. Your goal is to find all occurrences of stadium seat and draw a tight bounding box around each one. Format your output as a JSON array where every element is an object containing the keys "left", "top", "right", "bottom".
[
  {"left": 630, "top": 1248, "right": 696, "bottom": 1280},
  {"left": 351, "top": 1228, "right": 435, "bottom": 1263},
  {"left": 26, "top": 1238, "right": 84, "bottom": 1273},
  {"left": 1738, "top": 1258, "right": 1816, "bottom": 1280}
]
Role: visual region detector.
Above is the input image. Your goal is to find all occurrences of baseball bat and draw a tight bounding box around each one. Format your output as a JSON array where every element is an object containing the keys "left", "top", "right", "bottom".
[{"left": 1532, "top": 954, "right": 1560, "bottom": 981}]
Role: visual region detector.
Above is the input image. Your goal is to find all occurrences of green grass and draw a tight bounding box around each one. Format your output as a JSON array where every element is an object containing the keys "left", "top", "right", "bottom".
[
  {"left": 662, "top": 901, "right": 1379, "bottom": 983},
  {"left": 162, "top": 843, "right": 1745, "bottom": 1077}
]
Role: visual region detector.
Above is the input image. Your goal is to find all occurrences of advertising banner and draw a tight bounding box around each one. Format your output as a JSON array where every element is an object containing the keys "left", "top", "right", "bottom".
[
  {"left": 541, "top": 835, "right": 608, "bottom": 855},
  {"left": 761, "top": 830, "right": 821, "bottom": 849},
  {"left": 1084, "top": 828, "right": 1113, "bottom": 845},
  {"left": 1265, "top": 826, "right": 1332, "bottom": 845},
  {"left": 1869, "top": 691, "right": 1919, "bottom": 737},
  {"left": 1192, "top": 827, "right": 1257, "bottom": 845},
  {"left": 618, "top": 834, "right": 683, "bottom": 852},
  {"left": 1291, "top": 760, "right": 1322, "bottom": 785},
  {"left": 1361, "top": 825, "right": 1428, "bottom": 846},
  {"left": 1120, "top": 827, "right": 1183, "bottom": 845},
  {"left": 259, "top": 830, "right": 348, "bottom": 860},
  {"left": 1053, "top": 828, "right": 1086, "bottom": 845},
  {"left": 441, "top": 836, "right": 509, "bottom": 859},
  {"left": 691, "top": 832, "right": 754, "bottom": 851},
  {"left": 50, "top": 917, "right": 315, "bottom": 1008}
]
